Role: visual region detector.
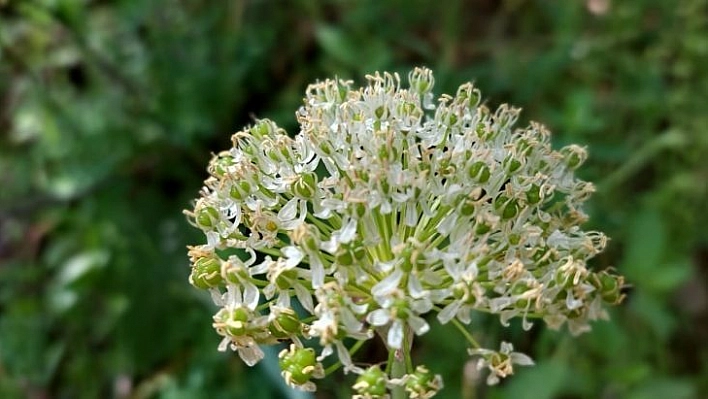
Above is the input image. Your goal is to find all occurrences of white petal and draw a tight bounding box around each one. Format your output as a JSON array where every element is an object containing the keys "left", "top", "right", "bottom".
[
  {"left": 276, "top": 292, "right": 291, "bottom": 309},
  {"left": 210, "top": 288, "right": 225, "bottom": 306},
  {"left": 404, "top": 201, "right": 418, "bottom": 227},
  {"left": 238, "top": 344, "right": 265, "bottom": 366},
  {"left": 407, "top": 273, "right": 426, "bottom": 299},
  {"left": 278, "top": 198, "right": 298, "bottom": 221},
  {"left": 206, "top": 231, "right": 220, "bottom": 247},
  {"left": 249, "top": 258, "right": 271, "bottom": 275},
  {"left": 349, "top": 301, "right": 369, "bottom": 315},
  {"left": 436, "top": 212, "right": 457, "bottom": 235},
  {"left": 294, "top": 283, "right": 314, "bottom": 313},
  {"left": 340, "top": 308, "right": 364, "bottom": 332},
  {"left": 565, "top": 291, "right": 583, "bottom": 310},
  {"left": 317, "top": 344, "right": 334, "bottom": 361},
  {"left": 411, "top": 298, "right": 432, "bottom": 313},
  {"left": 437, "top": 301, "right": 461, "bottom": 324},
  {"left": 320, "top": 238, "right": 338, "bottom": 254},
  {"left": 282, "top": 246, "right": 304, "bottom": 267},
  {"left": 489, "top": 297, "right": 512, "bottom": 312},
  {"left": 263, "top": 283, "right": 276, "bottom": 299},
  {"left": 309, "top": 255, "right": 325, "bottom": 288},
  {"left": 487, "top": 373, "right": 500, "bottom": 385},
  {"left": 390, "top": 191, "right": 408, "bottom": 203},
  {"left": 243, "top": 282, "right": 260, "bottom": 310},
  {"left": 408, "top": 315, "right": 430, "bottom": 335},
  {"left": 387, "top": 320, "right": 404, "bottom": 349},
  {"left": 568, "top": 319, "right": 591, "bottom": 336},
  {"left": 375, "top": 260, "right": 395, "bottom": 273},
  {"left": 217, "top": 337, "right": 230, "bottom": 352},
  {"left": 457, "top": 306, "right": 472, "bottom": 324},
  {"left": 543, "top": 314, "right": 566, "bottom": 330},
  {"left": 339, "top": 218, "right": 357, "bottom": 244},
  {"left": 500, "top": 342, "right": 514, "bottom": 354},
  {"left": 366, "top": 309, "right": 390, "bottom": 326},
  {"left": 372, "top": 269, "right": 403, "bottom": 297},
  {"left": 380, "top": 200, "right": 392, "bottom": 214},
  {"left": 227, "top": 284, "right": 243, "bottom": 306},
  {"left": 500, "top": 310, "right": 516, "bottom": 327},
  {"left": 510, "top": 352, "right": 535, "bottom": 366},
  {"left": 522, "top": 315, "right": 533, "bottom": 331},
  {"left": 335, "top": 341, "right": 354, "bottom": 368}
]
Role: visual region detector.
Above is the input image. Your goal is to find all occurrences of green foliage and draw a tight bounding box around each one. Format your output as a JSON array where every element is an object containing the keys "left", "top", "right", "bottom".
[{"left": 1, "top": 0, "right": 706, "bottom": 398}]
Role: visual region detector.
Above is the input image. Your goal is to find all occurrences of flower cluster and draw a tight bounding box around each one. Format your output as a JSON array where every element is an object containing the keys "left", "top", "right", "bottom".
[{"left": 185, "top": 67, "right": 624, "bottom": 396}]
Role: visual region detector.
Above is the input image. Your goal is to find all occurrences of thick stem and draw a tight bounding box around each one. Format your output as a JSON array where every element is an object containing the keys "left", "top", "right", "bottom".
[
  {"left": 391, "top": 325, "right": 415, "bottom": 399},
  {"left": 390, "top": 347, "right": 407, "bottom": 399}
]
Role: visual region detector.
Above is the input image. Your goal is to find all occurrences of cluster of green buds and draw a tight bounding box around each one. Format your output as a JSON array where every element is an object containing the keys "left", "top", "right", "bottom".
[{"left": 185, "top": 67, "right": 625, "bottom": 396}]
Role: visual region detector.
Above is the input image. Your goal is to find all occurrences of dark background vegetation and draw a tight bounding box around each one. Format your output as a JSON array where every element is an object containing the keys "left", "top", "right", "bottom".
[{"left": 1, "top": 0, "right": 707, "bottom": 398}]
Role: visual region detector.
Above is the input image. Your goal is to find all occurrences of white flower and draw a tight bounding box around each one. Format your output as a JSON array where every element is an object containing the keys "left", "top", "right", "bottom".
[
  {"left": 367, "top": 289, "right": 431, "bottom": 350},
  {"left": 468, "top": 341, "right": 534, "bottom": 385},
  {"left": 186, "top": 67, "right": 625, "bottom": 394}
]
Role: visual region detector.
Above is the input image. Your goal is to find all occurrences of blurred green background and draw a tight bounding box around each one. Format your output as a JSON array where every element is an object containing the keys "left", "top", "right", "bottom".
[{"left": 1, "top": 0, "right": 707, "bottom": 398}]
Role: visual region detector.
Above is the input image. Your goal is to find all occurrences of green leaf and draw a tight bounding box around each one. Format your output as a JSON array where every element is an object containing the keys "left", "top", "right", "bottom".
[
  {"left": 622, "top": 208, "right": 665, "bottom": 281},
  {"left": 626, "top": 378, "right": 695, "bottom": 399},
  {"left": 499, "top": 360, "right": 567, "bottom": 399}
]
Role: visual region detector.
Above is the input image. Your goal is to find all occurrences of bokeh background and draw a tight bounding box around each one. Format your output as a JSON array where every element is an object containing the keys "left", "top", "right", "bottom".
[{"left": 1, "top": 0, "right": 707, "bottom": 398}]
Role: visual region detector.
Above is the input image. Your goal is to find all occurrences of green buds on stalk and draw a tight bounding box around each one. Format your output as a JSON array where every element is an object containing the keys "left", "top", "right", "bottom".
[
  {"left": 190, "top": 256, "right": 222, "bottom": 289},
  {"left": 353, "top": 366, "right": 388, "bottom": 398},
  {"left": 279, "top": 345, "right": 325, "bottom": 391}
]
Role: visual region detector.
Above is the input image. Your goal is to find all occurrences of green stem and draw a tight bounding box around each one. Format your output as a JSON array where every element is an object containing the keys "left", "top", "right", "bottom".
[
  {"left": 451, "top": 317, "right": 481, "bottom": 349},
  {"left": 390, "top": 347, "right": 407, "bottom": 399},
  {"left": 432, "top": 305, "right": 481, "bottom": 349},
  {"left": 389, "top": 326, "right": 412, "bottom": 399},
  {"left": 323, "top": 339, "right": 367, "bottom": 375}
]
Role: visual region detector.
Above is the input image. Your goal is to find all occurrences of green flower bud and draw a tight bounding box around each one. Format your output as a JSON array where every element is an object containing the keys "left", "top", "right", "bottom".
[
  {"left": 526, "top": 184, "right": 542, "bottom": 205},
  {"left": 456, "top": 83, "right": 481, "bottom": 108},
  {"left": 293, "top": 172, "right": 318, "bottom": 199},
  {"left": 275, "top": 269, "right": 298, "bottom": 290},
  {"left": 279, "top": 347, "right": 318, "bottom": 385},
  {"left": 408, "top": 67, "right": 434, "bottom": 94},
  {"left": 209, "top": 154, "right": 234, "bottom": 177},
  {"left": 196, "top": 205, "right": 220, "bottom": 229},
  {"left": 509, "top": 233, "right": 521, "bottom": 246},
  {"left": 190, "top": 257, "right": 222, "bottom": 289},
  {"left": 495, "top": 196, "right": 519, "bottom": 220},
  {"left": 353, "top": 366, "right": 388, "bottom": 397},
  {"left": 594, "top": 272, "right": 624, "bottom": 304},
  {"left": 561, "top": 145, "right": 587, "bottom": 169},
  {"left": 336, "top": 250, "right": 354, "bottom": 266},
  {"left": 460, "top": 199, "right": 476, "bottom": 216},
  {"left": 230, "top": 180, "right": 252, "bottom": 201},
  {"left": 468, "top": 161, "right": 491, "bottom": 183},
  {"left": 405, "top": 366, "right": 440, "bottom": 397},
  {"left": 214, "top": 307, "right": 251, "bottom": 337},
  {"left": 503, "top": 156, "right": 523, "bottom": 174},
  {"left": 476, "top": 221, "right": 491, "bottom": 235},
  {"left": 251, "top": 120, "right": 272, "bottom": 138},
  {"left": 269, "top": 308, "right": 301, "bottom": 338}
]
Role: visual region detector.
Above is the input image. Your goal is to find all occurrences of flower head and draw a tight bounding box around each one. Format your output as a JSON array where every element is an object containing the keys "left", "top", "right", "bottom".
[{"left": 185, "top": 67, "right": 625, "bottom": 395}]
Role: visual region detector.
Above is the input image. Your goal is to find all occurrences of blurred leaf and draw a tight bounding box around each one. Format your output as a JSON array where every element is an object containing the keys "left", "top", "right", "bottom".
[
  {"left": 498, "top": 360, "right": 567, "bottom": 399},
  {"left": 622, "top": 208, "right": 665, "bottom": 279},
  {"left": 315, "top": 24, "right": 360, "bottom": 67},
  {"left": 631, "top": 291, "right": 676, "bottom": 341},
  {"left": 626, "top": 378, "right": 695, "bottom": 399},
  {"left": 621, "top": 207, "right": 692, "bottom": 295}
]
